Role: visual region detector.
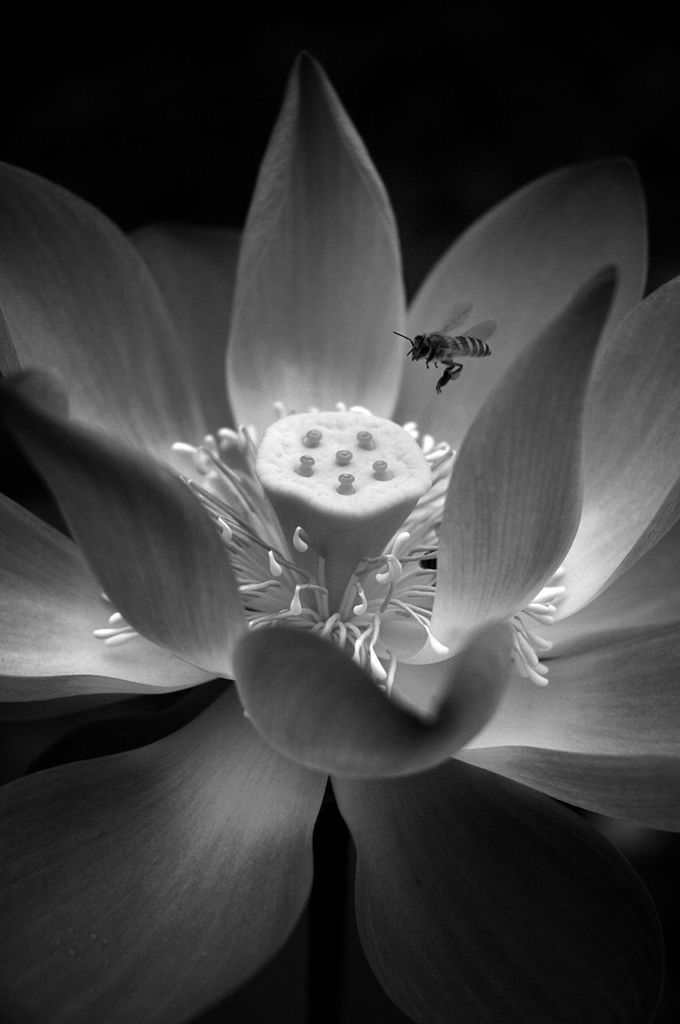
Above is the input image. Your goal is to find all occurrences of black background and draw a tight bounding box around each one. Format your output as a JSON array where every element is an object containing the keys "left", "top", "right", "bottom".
[{"left": 0, "top": 5, "right": 679, "bottom": 1022}]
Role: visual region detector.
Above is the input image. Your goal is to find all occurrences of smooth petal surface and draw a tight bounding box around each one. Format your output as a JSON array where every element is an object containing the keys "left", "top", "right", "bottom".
[
  {"left": 0, "top": 495, "right": 211, "bottom": 699},
  {"left": 1, "top": 372, "right": 245, "bottom": 676},
  {"left": 233, "top": 623, "right": 512, "bottom": 777},
  {"left": 396, "top": 160, "right": 646, "bottom": 446},
  {"left": 549, "top": 514, "right": 680, "bottom": 647},
  {"left": 460, "top": 748, "right": 680, "bottom": 831},
  {"left": 335, "top": 759, "right": 662, "bottom": 1024},
  {"left": 227, "top": 54, "right": 405, "bottom": 434},
  {"left": 133, "top": 223, "right": 240, "bottom": 431},
  {"left": 560, "top": 277, "right": 680, "bottom": 616},
  {"left": 467, "top": 620, "right": 680, "bottom": 757},
  {"left": 0, "top": 689, "right": 325, "bottom": 1024},
  {"left": 0, "top": 162, "right": 210, "bottom": 462},
  {"left": 431, "top": 270, "right": 616, "bottom": 649}
]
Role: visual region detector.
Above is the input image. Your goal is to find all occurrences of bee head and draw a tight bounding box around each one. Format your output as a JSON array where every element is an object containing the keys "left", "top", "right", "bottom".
[
  {"left": 394, "top": 331, "right": 428, "bottom": 361},
  {"left": 410, "top": 335, "right": 428, "bottom": 360}
]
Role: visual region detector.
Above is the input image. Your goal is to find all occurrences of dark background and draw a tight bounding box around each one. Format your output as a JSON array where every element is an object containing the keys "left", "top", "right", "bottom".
[{"left": 0, "top": 5, "right": 679, "bottom": 1022}]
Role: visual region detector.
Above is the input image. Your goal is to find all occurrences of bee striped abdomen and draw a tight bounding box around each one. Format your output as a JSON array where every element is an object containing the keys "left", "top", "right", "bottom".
[{"left": 450, "top": 335, "right": 492, "bottom": 357}]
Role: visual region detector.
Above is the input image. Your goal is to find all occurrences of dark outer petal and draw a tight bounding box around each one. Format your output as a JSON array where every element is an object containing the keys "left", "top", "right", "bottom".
[
  {"left": 335, "top": 759, "right": 663, "bottom": 1024},
  {"left": 0, "top": 689, "right": 325, "bottom": 1024},
  {"left": 460, "top": 747, "right": 680, "bottom": 830}
]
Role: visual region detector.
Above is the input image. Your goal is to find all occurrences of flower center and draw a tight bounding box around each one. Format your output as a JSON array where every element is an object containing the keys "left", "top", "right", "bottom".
[
  {"left": 256, "top": 409, "right": 432, "bottom": 608},
  {"left": 93, "top": 403, "right": 564, "bottom": 692}
]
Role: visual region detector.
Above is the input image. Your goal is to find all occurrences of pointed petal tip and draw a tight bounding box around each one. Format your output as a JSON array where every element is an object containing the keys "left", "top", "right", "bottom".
[{"left": 227, "top": 45, "right": 404, "bottom": 430}]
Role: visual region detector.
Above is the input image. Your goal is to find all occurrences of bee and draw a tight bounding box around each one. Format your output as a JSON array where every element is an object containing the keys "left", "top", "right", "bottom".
[{"left": 394, "top": 302, "right": 496, "bottom": 394}]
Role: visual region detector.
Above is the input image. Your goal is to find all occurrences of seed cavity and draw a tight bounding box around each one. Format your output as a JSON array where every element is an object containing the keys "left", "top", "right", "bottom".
[
  {"left": 303, "top": 429, "right": 323, "bottom": 448},
  {"left": 357, "top": 430, "right": 376, "bottom": 450},
  {"left": 373, "top": 460, "right": 394, "bottom": 481},
  {"left": 337, "top": 473, "right": 356, "bottom": 494}
]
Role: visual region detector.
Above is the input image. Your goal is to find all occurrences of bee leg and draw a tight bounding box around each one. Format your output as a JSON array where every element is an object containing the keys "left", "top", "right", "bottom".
[{"left": 435, "top": 363, "right": 463, "bottom": 394}]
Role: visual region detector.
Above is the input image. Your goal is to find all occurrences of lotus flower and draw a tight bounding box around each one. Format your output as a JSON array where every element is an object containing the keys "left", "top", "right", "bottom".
[{"left": 1, "top": 53, "right": 678, "bottom": 1024}]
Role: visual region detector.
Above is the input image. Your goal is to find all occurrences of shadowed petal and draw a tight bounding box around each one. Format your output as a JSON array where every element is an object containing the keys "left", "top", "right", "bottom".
[
  {"left": 133, "top": 223, "right": 240, "bottom": 431},
  {"left": 560, "top": 277, "right": 680, "bottom": 616},
  {"left": 460, "top": 748, "right": 680, "bottom": 830},
  {"left": 233, "top": 623, "right": 512, "bottom": 777},
  {"left": 335, "top": 759, "right": 662, "bottom": 1024},
  {"left": 227, "top": 54, "right": 405, "bottom": 434},
  {"left": 431, "top": 269, "right": 616, "bottom": 650},
  {"left": 1, "top": 372, "right": 245, "bottom": 676},
  {"left": 0, "top": 495, "right": 211, "bottom": 699},
  {"left": 468, "top": 620, "right": 680, "bottom": 757},
  {"left": 0, "top": 162, "right": 210, "bottom": 462},
  {"left": 0, "top": 689, "right": 325, "bottom": 1024},
  {"left": 549, "top": 514, "right": 680, "bottom": 647},
  {"left": 396, "top": 160, "right": 646, "bottom": 446}
]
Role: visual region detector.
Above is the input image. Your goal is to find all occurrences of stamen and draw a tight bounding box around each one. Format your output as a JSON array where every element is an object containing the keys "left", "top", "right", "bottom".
[
  {"left": 293, "top": 526, "right": 309, "bottom": 552},
  {"left": 376, "top": 554, "right": 402, "bottom": 584},
  {"left": 217, "top": 517, "right": 233, "bottom": 541},
  {"left": 103, "top": 631, "right": 140, "bottom": 646},
  {"left": 268, "top": 550, "right": 284, "bottom": 577},
  {"left": 353, "top": 582, "right": 368, "bottom": 615},
  {"left": 510, "top": 566, "right": 566, "bottom": 685}
]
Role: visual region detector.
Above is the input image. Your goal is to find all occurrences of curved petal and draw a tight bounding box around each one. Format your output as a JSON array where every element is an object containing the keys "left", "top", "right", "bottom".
[
  {"left": 431, "top": 269, "right": 616, "bottom": 649},
  {"left": 395, "top": 160, "right": 646, "bottom": 446},
  {"left": 560, "top": 277, "right": 680, "bottom": 616},
  {"left": 0, "top": 494, "right": 211, "bottom": 699},
  {"left": 1, "top": 372, "right": 245, "bottom": 676},
  {"left": 549, "top": 513, "right": 680, "bottom": 647},
  {"left": 233, "top": 623, "right": 512, "bottom": 778},
  {"left": 0, "top": 161, "right": 210, "bottom": 462},
  {"left": 227, "top": 54, "right": 405, "bottom": 434},
  {"left": 132, "top": 223, "right": 240, "bottom": 431},
  {"left": 334, "top": 758, "right": 662, "bottom": 1024},
  {"left": 460, "top": 748, "right": 680, "bottom": 830},
  {"left": 467, "top": 620, "right": 680, "bottom": 757},
  {"left": 0, "top": 688, "right": 326, "bottom": 1024}
]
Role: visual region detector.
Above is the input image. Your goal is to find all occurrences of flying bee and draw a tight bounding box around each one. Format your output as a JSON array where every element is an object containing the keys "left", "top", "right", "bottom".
[{"left": 395, "top": 302, "right": 496, "bottom": 394}]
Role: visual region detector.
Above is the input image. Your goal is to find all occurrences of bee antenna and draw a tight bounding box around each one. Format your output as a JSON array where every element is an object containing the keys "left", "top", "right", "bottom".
[{"left": 393, "top": 331, "right": 413, "bottom": 343}]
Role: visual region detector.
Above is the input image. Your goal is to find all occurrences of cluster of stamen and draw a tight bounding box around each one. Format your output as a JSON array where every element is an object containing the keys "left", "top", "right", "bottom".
[
  {"left": 93, "top": 401, "right": 562, "bottom": 690},
  {"left": 509, "top": 568, "right": 566, "bottom": 685}
]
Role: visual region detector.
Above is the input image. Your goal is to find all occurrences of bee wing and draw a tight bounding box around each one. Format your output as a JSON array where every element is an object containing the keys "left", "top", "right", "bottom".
[
  {"left": 465, "top": 319, "right": 497, "bottom": 341},
  {"left": 439, "top": 301, "right": 474, "bottom": 335}
]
